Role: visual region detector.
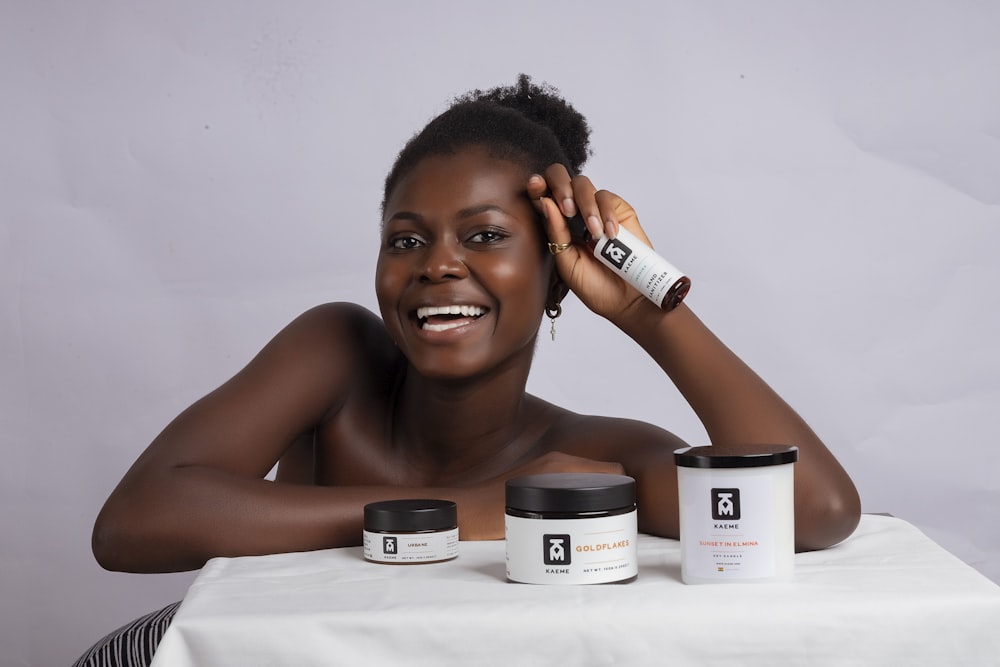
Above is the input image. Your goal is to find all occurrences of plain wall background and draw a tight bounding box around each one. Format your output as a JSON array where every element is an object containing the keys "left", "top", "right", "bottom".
[{"left": 3, "top": 1, "right": 998, "bottom": 665}]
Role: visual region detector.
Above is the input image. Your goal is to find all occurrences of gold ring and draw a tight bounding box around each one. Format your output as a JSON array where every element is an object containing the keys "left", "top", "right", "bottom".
[{"left": 548, "top": 242, "right": 572, "bottom": 255}]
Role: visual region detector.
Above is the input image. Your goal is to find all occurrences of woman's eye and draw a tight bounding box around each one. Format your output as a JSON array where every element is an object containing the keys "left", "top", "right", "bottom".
[
  {"left": 388, "top": 236, "right": 422, "bottom": 250},
  {"left": 469, "top": 229, "right": 507, "bottom": 244}
]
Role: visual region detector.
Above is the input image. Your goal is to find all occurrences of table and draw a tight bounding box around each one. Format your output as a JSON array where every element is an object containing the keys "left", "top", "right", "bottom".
[{"left": 150, "top": 515, "right": 1000, "bottom": 666}]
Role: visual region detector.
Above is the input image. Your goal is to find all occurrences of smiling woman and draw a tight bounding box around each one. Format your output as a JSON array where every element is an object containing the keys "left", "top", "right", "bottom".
[{"left": 78, "top": 74, "right": 860, "bottom": 666}]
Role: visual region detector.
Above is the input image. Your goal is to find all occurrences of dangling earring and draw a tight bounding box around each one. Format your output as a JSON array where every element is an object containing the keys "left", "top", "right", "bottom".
[{"left": 545, "top": 303, "right": 562, "bottom": 342}]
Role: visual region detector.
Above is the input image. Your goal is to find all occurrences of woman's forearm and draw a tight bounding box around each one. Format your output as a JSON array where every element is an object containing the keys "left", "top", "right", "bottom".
[
  {"left": 91, "top": 466, "right": 483, "bottom": 573},
  {"left": 617, "top": 302, "right": 861, "bottom": 550},
  {"left": 621, "top": 304, "right": 814, "bottom": 445}
]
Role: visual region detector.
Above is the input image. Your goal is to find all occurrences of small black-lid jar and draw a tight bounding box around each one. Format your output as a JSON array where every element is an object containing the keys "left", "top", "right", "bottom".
[{"left": 362, "top": 499, "right": 458, "bottom": 564}]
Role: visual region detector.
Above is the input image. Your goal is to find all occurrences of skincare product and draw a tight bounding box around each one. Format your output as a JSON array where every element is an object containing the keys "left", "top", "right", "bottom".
[
  {"left": 568, "top": 214, "right": 690, "bottom": 311},
  {"left": 505, "top": 473, "right": 638, "bottom": 584},
  {"left": 363, "top": 499, "right": 459, "bottom": 564},
  {"left": 674, "top": 445, "right": 798, "bottom": 583}
]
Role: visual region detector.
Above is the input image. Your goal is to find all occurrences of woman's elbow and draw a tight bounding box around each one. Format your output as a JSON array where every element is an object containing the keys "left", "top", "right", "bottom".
[
  {"left": 794, "top": 482, "right": 862, "bottom": 553},
  {"left": 91, "top": 509, "right": 133, "bottom": 572},
  {"left": 91, "top": 497, "right": 165, "bottom": 573}
]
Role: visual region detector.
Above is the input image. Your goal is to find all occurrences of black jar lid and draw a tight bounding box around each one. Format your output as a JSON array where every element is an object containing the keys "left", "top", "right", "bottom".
[
  {"left": 363, "top": 499, "right": 457, "bottom": 532},
  {"left": 505, "top": 473, "right": 636, "bottom": 513},
  {"left": 674, "top": 444, "right": 799, "bottom": 469}
]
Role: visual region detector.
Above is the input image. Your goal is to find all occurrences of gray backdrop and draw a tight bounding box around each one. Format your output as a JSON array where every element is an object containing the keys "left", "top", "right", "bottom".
[{"left": 3, "top": 1, "right": 998, "bottom": 665}]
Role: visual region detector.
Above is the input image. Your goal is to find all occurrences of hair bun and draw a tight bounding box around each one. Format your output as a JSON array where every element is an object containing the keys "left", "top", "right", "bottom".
[{"left": 457, "top": 74, "right": 592, "bottom": 175}]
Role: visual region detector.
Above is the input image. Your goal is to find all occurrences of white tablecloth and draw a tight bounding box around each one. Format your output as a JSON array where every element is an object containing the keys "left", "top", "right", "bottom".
[{"left": 151, "top": 515, "right": 1000, "bottom": 666}]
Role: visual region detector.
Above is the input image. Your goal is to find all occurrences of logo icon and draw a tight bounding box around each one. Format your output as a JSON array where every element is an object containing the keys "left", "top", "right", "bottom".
[
  {"left": 600, "top": 237, "right": 632, "bottom": 269},
  {"left": 543, "top": 534, "right": 571, "bottom": 565},
  {"left": 383, "top": 536, "right": 397, "bottom": 554},
  {"left": 711, "top": 488, "right": 741, "bottom": 520}
]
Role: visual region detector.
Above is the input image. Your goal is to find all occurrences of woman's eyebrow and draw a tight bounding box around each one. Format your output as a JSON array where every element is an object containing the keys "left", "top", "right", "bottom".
[
  {"left": 456, "top": 204, "right": 511, "bottom": 219},
  {"left": 384, "top": 204, "right": 511, "bottom": 226},
  {"left": 383, "top": 211, "right": 423, "bottom": 227}
]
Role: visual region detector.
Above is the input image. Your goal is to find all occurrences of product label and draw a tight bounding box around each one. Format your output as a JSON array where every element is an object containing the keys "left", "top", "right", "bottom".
[
  {"left": 679, "top": 468, "right": 794, "bottom": 581},
  {"left": 363, "top": 528, "right": 458, "bottom": 563},
  {"left": 592, "top": 226, "right": 684, "bottom": 306},
  {"left": 505, "top": 512, "right": 637, "bottom": 584}
]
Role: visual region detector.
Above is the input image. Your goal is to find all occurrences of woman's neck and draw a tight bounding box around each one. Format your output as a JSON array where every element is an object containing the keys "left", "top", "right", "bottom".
[{"left": 392, "top": 362, "right": 547, "bottom": 484}]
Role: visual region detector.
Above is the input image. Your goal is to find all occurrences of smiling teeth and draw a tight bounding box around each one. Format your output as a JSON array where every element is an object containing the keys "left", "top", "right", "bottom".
[
  {"left": 417, "top": 305, "right": 486, "bottom": 332},
  {"left": 417, "top": 305, "right": 486, "bottom": 319}
]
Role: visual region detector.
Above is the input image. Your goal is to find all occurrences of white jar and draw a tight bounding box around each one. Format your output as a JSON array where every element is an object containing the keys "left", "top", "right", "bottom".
[
  {"left": 363, "top": 499, "right": 459, "bottom": 564},
  {"left": 505, "top": 473, "right": 638, "bottom": 585},
  {"left": 674, "top": 445, "right": 798, "bottom": 584}
]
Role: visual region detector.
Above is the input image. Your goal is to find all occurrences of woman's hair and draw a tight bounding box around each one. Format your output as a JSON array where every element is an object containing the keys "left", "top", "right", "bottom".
[{"left": 382, "top": 74, "right": 592, "bottom": 213}]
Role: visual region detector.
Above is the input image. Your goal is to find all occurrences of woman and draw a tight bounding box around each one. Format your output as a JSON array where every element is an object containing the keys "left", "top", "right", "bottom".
[{"left": 76, "top": 74, "right": 860, "bottom": 664}]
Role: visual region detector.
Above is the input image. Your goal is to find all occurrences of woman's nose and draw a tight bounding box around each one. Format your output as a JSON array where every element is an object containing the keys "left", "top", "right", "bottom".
[{"left": 418, "top": 239, "right": 468, "bottom": 282}]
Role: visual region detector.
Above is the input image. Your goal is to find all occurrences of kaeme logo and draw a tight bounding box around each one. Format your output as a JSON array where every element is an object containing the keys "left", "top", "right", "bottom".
[
  {"left": 711, "top": 488, "right": 741, "bottom": 521},
  {"left": 600, "top": 237, "right": 632, "bottom": 269},
  {"left": 543, "top": 534, "right": 571, "bottom": 565}
]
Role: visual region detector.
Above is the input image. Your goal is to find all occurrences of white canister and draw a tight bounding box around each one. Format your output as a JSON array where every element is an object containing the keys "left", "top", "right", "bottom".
[
  {"left": 362, "top": 499, "right": 459, "bottom": 564},
  {"left": 674, "top": 445, "right": 798, "bottom": 584},
  {"left": 505, "top": 473, "right": 638, "bottom": 585}
]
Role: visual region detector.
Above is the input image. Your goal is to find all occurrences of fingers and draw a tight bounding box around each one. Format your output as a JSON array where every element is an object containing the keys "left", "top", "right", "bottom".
[
  {"left": 593, "top": 190, "right": 621, "bottom": 239},
  {"left": 536, "top": 195, "right": 570, "bottom": 245},
  {"left": 541, "top": 164, "right": 576, "bottom": 218},
  {"left": 526, "top": 165, "right": 574, "bottom": 217},
  {"left": 528, "top": 173, "right": 577, "bottom": 258},
  {"left": 528, "top": 166, "right": 620, "bottom": 240}
]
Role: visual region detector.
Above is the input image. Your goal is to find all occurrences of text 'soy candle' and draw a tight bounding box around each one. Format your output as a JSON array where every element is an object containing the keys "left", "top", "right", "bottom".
[
  {"left": 674, "top": 445, "right": 798, "bottom": 584},
  {"left": 505, "top": 473, "right": 638, "bottom": 584}
]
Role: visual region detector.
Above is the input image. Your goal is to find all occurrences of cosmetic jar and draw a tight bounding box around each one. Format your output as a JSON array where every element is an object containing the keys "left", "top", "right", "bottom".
[
  {"left": 674, "top": 445, "right": 798, "bottom": 584},
  {"left": 362, "top": 499, "right": 459, "bottom": 564},
  {"left": 505, "top": 473, "right": 638, "bottom": 585}
]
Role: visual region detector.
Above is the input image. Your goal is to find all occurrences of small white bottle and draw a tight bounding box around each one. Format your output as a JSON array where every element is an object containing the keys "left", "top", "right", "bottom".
[{"left": 567, "top": 214, "right": 691, "bottom": 310}]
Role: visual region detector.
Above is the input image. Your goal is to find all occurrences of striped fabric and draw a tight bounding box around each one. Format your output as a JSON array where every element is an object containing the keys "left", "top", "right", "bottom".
[{"left": 72, "top": 602, "right": 180, "bottom": 667}]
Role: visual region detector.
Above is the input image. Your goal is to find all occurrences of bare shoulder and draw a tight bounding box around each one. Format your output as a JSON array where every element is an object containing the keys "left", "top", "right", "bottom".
[
  {"left": 146, "top": 302, "right": 400, "bottom": 478},
  {"left": 542, "top": 408, "right": 689, "bottom": 465},
  {"left": 258, "top": 302, "right": 398, "bottom": 379},
  {"left": 251, "top": 301, "right": 401, "bottom": 412},
  {"left": 538, "top": 406, "right": 687, "bottom": 539},
  {"left": 276, "top": 302, "right": 393, "bottom": 355}
]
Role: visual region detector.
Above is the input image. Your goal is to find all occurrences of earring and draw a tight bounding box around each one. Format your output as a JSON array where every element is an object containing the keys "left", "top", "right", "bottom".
[{"left": 545, "top": 303, "right": 562, "bottom": 342}]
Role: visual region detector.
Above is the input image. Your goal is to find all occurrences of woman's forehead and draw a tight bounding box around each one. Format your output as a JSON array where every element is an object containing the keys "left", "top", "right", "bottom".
[{"left": 384, "top": 147, "right": 533, "bottom": 217}]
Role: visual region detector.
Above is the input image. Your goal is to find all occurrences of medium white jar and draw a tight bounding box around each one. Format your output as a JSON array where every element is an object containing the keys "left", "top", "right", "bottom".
[
  {"left": 505, "top": 473, "right": 638, "bottom": 585},
  {"left": 674, "top": 445, "right": 798, "bottom": 584}
]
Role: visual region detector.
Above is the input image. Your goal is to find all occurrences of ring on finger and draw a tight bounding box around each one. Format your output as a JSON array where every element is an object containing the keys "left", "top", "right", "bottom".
[{"left": 548, "top": 242, "right": 572, "bottom": 255}]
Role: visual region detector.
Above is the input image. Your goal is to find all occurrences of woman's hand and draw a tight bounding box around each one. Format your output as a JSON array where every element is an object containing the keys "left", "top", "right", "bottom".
[{"left": 526, "top": 165, "right": 660, "bottom": 321}]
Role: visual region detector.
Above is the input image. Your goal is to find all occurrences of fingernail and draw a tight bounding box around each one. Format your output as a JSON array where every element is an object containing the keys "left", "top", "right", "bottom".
[
  {"left": 605, "top": 219, "right": 619, "bottom": 238},
  {"left": 562, "top": 198, "right": 577, "bottom": 217},
  {"left": 586, "top": 215, "right": 603, "bottom": 238}
]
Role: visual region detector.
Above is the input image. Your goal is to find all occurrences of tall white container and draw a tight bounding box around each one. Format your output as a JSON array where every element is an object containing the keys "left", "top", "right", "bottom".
[{"left": 674, "top": 445, "right": 798, "bottom": 584}]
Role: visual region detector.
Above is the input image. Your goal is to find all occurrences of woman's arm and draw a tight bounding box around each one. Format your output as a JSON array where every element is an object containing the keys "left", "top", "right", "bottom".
[
  {"left": 530, "top": 169, "right": 861, "bottom": 551},
  {"left": 623, "top": 304, "right": 860, "bottom": 550},
  {"left": 91, "top": 302, "right": 399, "bottom": 572}
]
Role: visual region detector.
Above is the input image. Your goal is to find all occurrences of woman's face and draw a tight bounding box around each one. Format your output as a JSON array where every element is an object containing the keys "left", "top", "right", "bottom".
[{"left": 376, "top": 146, "right": 552, "bottom": 382}]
